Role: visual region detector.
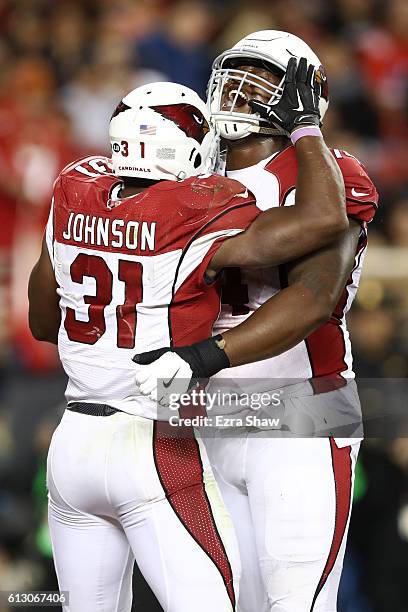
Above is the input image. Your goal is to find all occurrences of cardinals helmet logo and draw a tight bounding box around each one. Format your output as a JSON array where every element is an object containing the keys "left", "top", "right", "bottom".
[
  {"left": 111, "top": 101, "right": 131, "bottom": 120},
  {"left": 151, "top": 104, "right": 210, "bottom": 144}
]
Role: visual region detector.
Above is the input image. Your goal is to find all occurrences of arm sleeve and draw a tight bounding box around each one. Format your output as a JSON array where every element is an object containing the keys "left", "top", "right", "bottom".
[{"left": 338, "top": 153, "right": 379, "bottom": 223}]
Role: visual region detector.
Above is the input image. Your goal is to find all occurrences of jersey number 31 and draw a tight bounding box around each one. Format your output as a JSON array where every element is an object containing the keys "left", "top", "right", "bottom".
[{"left": 64, "top": 253, "right": 142, "bottom": 349}]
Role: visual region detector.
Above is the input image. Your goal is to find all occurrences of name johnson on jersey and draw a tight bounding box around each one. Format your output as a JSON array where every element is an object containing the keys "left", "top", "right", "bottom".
[{"left": 62, "top": 212, "right": 156, "bottom": 251}]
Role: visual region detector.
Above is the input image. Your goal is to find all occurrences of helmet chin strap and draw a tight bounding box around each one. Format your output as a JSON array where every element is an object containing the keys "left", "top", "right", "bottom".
[
  {"left": 251, "top": 124, "right": 289, "bottom": 137},
  {"left": 218, "top": 112, "right": 290, "bottom": 140},
  {"left": 154, "top": 163, "right": 187, "bottom": 181},
  {"left": 221, "top": 121, "right": 289, "bottom": 141}
]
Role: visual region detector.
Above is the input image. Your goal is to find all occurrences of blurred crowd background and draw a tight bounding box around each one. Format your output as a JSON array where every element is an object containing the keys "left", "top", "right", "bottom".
[{"left": 0, "top": 0, "right": 407, "bottom": 610}]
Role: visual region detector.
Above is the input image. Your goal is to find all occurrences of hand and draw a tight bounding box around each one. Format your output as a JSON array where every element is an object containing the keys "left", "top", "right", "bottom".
[
  {"left": 133, "top": 335, "right": 230, "bottom": 405},
  {"left": 134, "top": 350, "right": 193, "bottom": 405},
  {"left": 249, "top": 57, "right": 321, "bottom": 134}
]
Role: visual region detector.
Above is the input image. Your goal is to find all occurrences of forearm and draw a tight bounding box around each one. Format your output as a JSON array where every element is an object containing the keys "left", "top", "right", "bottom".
[
  {"left": 32, "top": 329, "right": 59, "bottom": 345},
  {"left": 221, "top": 223, "right": 360, "bottom": 367},
  {"left": 221, "top": 283, "right": 327, "bottom": 366},
  {"left": 294, "top": 135, "right": 346, "bottom": 229},
  {"left": 28, "top": 261, "right": 61, "bottom": 345},
  {"left": 28, "top": 300, "right": 60, "bottom": 344}
]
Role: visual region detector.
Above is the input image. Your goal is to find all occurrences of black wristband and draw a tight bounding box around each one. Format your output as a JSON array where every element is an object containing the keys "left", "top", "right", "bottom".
[{"left": 176, "top": 335, "right": 230, "bottom": 379}]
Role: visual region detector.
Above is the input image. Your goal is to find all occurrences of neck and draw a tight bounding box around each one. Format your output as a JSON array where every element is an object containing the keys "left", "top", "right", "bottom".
[
  {"left": 120, "top": 177, "right": 159, "bottom": 197},
  {"left": 225, "top": 134, "right": 290, "bottom": 171}
]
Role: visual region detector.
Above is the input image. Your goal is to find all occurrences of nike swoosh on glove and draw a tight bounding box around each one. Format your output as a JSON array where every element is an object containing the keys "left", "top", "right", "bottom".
[
  {"left": 133, "top": 335, "right": 230, "bottom": 406},
  {"left": 134, "top": 351, "right": 193, "bottom": 405},
  {"left": 249, "top": 57, "right": 321, "bottom": 135}
]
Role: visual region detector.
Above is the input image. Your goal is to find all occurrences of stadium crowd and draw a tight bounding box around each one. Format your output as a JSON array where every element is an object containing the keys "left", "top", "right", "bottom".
[{"left": 0, "top": 0, "right": 407, "bottom": 610}]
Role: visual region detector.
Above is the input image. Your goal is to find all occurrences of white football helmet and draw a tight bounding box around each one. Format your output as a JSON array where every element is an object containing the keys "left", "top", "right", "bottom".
[
  {"left": 109, "top": 82, "right": 219, "bottom": 180},
  {"left": 208, "top": 30, "right": 329, "bottom": 140}
]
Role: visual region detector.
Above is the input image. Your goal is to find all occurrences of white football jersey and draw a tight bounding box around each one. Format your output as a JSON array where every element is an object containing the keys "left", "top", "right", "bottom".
[
  {"left": 46, "top": 156, "right": 258, "bottom": 418},
  {"left": 213, "top": 146, "right": 378, "bottom": 384}
]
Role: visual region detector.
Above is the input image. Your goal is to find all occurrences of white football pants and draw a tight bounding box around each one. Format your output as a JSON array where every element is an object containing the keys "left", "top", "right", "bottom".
[
  {"left": 204, "top": 435, "right": 359, "bottom": 612},
  {"left": 47, "top": 409, "right": 240, "bottom": 612}
]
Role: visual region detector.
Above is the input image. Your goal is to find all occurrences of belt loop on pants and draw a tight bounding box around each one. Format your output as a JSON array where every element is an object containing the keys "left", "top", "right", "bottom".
[{"left": 67, "top": 402, "right": 121, "bottom": 416}]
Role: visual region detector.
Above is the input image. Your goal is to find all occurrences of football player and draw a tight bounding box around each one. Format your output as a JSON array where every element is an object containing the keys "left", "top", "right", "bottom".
[
  {"left": 134, "top": 33, "right": 379, "bottom": 612},
  {"left": 28, "top": 75, "right": 347, "bottom": 612}
]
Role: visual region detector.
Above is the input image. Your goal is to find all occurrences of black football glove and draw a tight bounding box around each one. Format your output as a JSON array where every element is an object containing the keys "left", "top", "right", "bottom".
[
  {"left": 249, "top": 57, "right": 321, "bottom": 134},
  {"left": 133, "top": 335, "right": 230, "bottom": 379},
  {"left": 133, "top": 335, "right": 230, "bottom": 404}
]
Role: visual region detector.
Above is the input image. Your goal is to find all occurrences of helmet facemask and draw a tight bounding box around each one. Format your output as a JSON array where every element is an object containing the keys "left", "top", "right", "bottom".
[{"left": 208, "top": 50, "right": 288, "bottom": 140}]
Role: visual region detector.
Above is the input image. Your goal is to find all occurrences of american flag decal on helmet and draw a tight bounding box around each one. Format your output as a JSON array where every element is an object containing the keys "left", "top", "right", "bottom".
[
  {"left": 151, "top": 104, "right": 209, "bottom": 144},
  {"left": 140, "top": 125, "right": 157, "bottom": 135}
]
